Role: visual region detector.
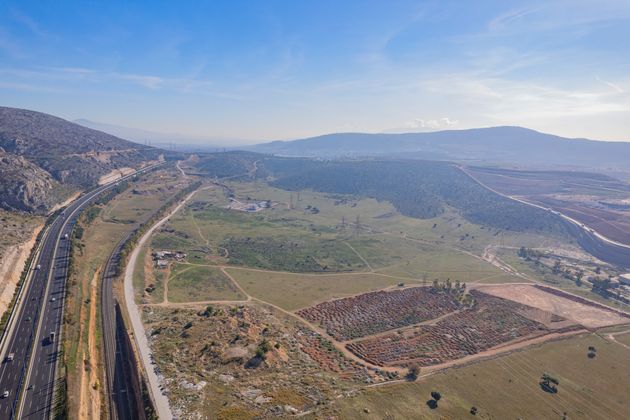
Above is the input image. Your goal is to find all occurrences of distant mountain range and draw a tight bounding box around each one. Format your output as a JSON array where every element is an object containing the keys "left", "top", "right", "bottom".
[
  {"left": 0, "top": 107, "right": 162, "bottom": 213},
  {"left": 74, "top": 119, "right": 246, "bottom": 151},
  {"left": 248, "top": 127, "right": 630, "bottom": 172}
]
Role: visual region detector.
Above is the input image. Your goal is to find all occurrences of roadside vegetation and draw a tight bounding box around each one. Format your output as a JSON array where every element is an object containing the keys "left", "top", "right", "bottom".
[{"left": 62, "top": 167, "right": 189, "bottom": 419}]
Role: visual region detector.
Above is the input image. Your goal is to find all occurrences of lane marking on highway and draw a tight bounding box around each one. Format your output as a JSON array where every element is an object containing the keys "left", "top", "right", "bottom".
[
  {"left": 0, "top": 163, "right": 164, "bottom": 419},
  {"left": 0, "top": 224, "right": 52, "bottom": 385},
  {"left": 18, "top": 191, "right": 117, "bottom": 417}
]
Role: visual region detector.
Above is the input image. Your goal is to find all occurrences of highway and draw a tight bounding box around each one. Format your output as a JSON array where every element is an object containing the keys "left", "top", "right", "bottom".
[
  {"left": 460, "top": 166, "right": 630, "bottom": 269},
  {"left": 0, "top": 162, "right": 163, "bottom": 420},
  {"left": 101, "top": 236, "right": 145, "bottom": 420}
]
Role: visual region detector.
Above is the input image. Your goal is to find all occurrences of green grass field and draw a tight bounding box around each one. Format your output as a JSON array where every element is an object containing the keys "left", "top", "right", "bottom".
[
  {"left": 142, "top": 180, "right": 569, "bottom": 309},
  {"left": 229, "top": 181, "right": 568, "bottom": 251},
  {"left": 160, "top": 182, "right": 556, "bottom": 274},
  {"left": 226, "top": 268, "right": 415, "bottom": 311},
  {"left": 168, "top": 263, "right": 246, "bottom": 302},
  {"left": 133, "top": 244, "right": 149, "bottom": 301},
  {"left": 334, "top": 333, "right": 630, "bottom": 419}
]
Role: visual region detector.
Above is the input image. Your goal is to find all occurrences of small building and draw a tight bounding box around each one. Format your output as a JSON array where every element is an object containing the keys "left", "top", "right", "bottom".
[{"left": 620, "top": 274, "right": 630, "bottom": 286}]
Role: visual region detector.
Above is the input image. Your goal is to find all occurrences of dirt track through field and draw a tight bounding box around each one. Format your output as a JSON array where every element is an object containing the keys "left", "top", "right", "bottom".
[
  {"left": 477, "top": 283, "right": 629, "bottom": 328},
  {"left": 344, "top": 241, "right": 374, "bottom": 272}
]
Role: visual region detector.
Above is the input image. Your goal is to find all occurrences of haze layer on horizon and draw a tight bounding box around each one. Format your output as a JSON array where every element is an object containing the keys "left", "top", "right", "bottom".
[{"left": 1, "top": 0, "right": 629, "bottom": 144}]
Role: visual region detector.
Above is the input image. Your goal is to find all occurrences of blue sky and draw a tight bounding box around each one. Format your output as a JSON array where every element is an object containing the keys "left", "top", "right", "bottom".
[{"left": 1, "top": 0, "right": 629, "bottom": 143}]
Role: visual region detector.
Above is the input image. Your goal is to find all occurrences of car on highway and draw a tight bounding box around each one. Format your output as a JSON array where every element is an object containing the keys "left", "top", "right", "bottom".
[
  {"left": 27, "top": 384, "right": 34, "bottom": 391},
  {"left": 25, "top": 316, "right": 31, "bottom": 322},
  {"left": 2, "top": 390, "right": 8, "bottom": 398},
  {"left": 35, "top": 264, "right": 41, "bottom": 270},
  {"left": 50, "top": 297, "right": 56, "bottom": 302},
  {"left": 5, "top": 353, "right": 14, "bottom": 362}
]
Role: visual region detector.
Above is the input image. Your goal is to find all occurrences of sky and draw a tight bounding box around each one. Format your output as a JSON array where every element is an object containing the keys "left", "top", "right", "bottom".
[{"left": 1, "top": 0, "right": 629, "bottom": 144}]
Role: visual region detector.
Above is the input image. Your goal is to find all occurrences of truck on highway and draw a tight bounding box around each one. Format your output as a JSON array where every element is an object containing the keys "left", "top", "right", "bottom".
[{"left": 50, "top": 332, "right": 55, "bottom": 343}]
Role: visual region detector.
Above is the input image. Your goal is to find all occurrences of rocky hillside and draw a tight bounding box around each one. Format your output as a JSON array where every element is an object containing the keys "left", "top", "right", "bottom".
[
  {"left": 0, "top": 150, "right": 58, "bottom": 212},
  {"left": 0, "top": 106, "right": 163, "bottom": 213}
]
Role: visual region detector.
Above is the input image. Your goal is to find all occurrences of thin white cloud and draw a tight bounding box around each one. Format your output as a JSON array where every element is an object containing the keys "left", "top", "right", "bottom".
[
  {"left": 111, "top": 72, "right": 164, "bottom": 90},
  {"left": 596, "top": 76, "right": 625, "bottom": 94},
  {"left": 0, "top": 66, "right": 224, "bottom": 95},
  {"left": 405, "top": 117, "right": 459, "bottom": 130},
  {"left": 0, "top": 81, "right": 63, "bottom": 93},
  {"left": 488, "top": 7, "right": 545, "bottom": 32},
  {"left": 0, "top": 28, "right": 27, "bottom": 59},
  {"left": 10, "top": 8, "right": 51, "bottom": 39},
  {"left": 420, "top": 73, "right": 630, "bottom": 123}
]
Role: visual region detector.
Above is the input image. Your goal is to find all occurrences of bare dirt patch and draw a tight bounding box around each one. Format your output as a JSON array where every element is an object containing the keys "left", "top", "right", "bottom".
[
  {"left": 78, "top": 270, "right": 101, "bottom": 419},
  {"left": 476, "top": 283, "right": 630, "bottom": 328},
  {"left": 98, "top": 166, "right": 136, "bottom": 185},
  {"left": 0, "top": 222, "right": 43, "bottom": 317}
]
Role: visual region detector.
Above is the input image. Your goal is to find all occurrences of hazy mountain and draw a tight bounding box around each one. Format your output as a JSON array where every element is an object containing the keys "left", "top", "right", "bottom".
[
  {"left": 0, "top": 107, "right": 162, "bottom": 213},
  {"left": 74, "top": 119, "right": 246, "bottom": 150},
  {"left": 249, "top": 126, "right": 630, "bottom": 171}
]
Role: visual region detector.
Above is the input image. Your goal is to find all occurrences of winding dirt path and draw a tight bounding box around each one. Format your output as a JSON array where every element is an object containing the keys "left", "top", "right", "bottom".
[
  {"left": 603, "top": 328, "right": 630, "bottom": 350},
  {"left": 123, "top": 188, "right": 203, "bottom": 419},
  {"left": 344, "top": 241, "right": 374, "bottom": 272}
]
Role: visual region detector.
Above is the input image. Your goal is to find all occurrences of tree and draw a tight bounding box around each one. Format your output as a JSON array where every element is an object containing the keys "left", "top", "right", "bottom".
[
  {"left": 431, "top": 391, "right": 441, "bottom": 401},
  {"left": 540, "top": 373, "right": 559, "bottom": 393},
  {"left": 407, "top": 365, "right": 420, "bottom": 381},
  {"left": 552, "top": 261, "right": 561, "bottom": 274},
  {"left": 256, "top": 339, "right": 272, "bottom": 359}
]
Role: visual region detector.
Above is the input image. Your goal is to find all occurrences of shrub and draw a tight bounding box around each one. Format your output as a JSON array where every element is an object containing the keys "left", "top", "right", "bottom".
[{"left": 407, "top": 365, "right": 420, "bottom": 381}]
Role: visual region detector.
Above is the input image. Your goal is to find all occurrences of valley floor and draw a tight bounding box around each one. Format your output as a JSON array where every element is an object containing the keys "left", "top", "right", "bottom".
[{"left": 127, "top": 176, "right": 630, "bottom": 418}]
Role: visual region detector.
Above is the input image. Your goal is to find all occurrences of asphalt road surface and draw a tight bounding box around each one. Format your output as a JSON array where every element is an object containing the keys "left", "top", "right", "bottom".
[
  {"left": 101, "top": 236, "right": 144, "bottom": 420},
  {"left": 0, "top": 163, "right": 162, "bottom": 419}
]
